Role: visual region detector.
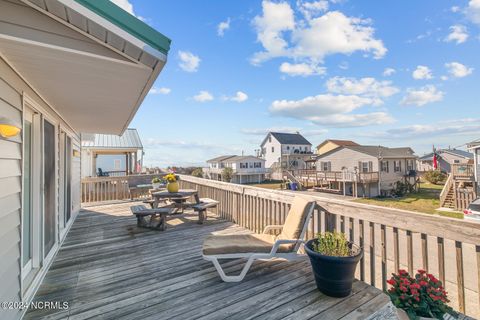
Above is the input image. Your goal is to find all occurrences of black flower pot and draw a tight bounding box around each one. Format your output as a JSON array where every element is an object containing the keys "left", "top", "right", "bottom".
[{"left": 304, "top": 239, "right": 363, "bottom": 297}]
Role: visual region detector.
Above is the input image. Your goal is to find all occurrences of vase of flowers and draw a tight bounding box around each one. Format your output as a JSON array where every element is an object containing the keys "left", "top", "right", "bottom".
[
  {"left": 151, "top": 177, "right": 163, "bottom": 189},
  {"left": 387, "top": 269, "right": 455, "bottom": 320},
  {"left": 304, "top": 232, "right": 363, "bottom": 297},
  {"left": 164, "top": 173, "right": 179, "bottom": 193}
]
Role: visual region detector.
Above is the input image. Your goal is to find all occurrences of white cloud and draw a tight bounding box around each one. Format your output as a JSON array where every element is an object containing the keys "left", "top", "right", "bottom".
[
  {"left": 217, "top": 18, "right": 231, "bottom": 36},
  {"left": 445, "top": 62, "right": 473, "bottom": 78},
  {"left": 401, "top": 85, "right": 444, "bottom": 106},
  {"left": 110, "top": 0, "right": 134, "bottom": 15},
  {"left": 383, "top": 68, "right": 396, "bottom": 76},
  {"left": 251, "top": 2, "right": 386, "bottom": 67},
  {"left": 311, "top": 112, "right": 394, "bottom": 127},
  {"left": 252, "top": 1, "right": 295, "bottom": 64},
  {"left": 269, "top": 93, "right": 393, "bottom": 127},
  {"left": 149, "top": 87, "right": 171, "bottom": 95},
  {"left": 178, "top": 51, "right": 201, "bottom": 72},
  {"left": 451, "top": 6, "right": 460, "bottom": 13},
  {"left": 370, "top": 121, "right": 480, "bottom": 140},
  {"left": 241, "top": 127, "right": 328, "bottom": 136},
  {"left": 466, "top": 0, "right": 480, "bottom": 25},
  {"left": 441, "top": 75, "right": 449, "bottom": 81},
  {"left": 412, "top": 65, "right": 433, "bottom": 80},
  {"left": 444, "top": 25, "right": 468, "bottom": 44},
  {"left": 326, "top": 77, "right": 399, "bottom": 100},
  {"left": 298, "top": 0, "right": 329, "bottom": 20},
  {"left": 227, "top": 91, "right": 249, "bottom": 102},
  {"left": 193, "top": 90, "right": 214, "bottom": 102},
  {"left": 279, "top": 62, "right": 326, "bottom": 76}
]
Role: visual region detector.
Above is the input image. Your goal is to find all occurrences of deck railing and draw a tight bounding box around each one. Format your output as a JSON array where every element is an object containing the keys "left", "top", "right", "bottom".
[
  {"left": 178, "top": 175, "right": 480, "bottom": 317},
  {"left": 452, "top": 164, "right": 475, "bottom": 179},
  {"left": 292, "top": 169, "right": 380, "bottom": 183},
  {"left": 81, "top": 174, "right": 160, "bottom": 203}
]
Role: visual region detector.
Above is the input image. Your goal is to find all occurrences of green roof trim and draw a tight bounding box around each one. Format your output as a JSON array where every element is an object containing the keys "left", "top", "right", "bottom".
[{"left": 74, "top": 0, "right": 171, "bottom": 55}]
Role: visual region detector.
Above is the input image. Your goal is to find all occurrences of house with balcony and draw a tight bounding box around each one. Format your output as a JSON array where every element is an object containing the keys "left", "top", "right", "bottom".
[
  {"left": 0, "top": 0, "right": 170, "bottom": 319},
  {"left": 81, "top": 128, "right": 144, "bottom": 177},
  {"left": 468, "top": 140, "right": 480, "bottom": 194},
  {"left": 205, "top": 155, "right": 267, "bottom": 184},
  {"left": 259, "top": 132, "right": 314, "bottom": 180},
  {"left": 306, "top": 145, "right": 418, "bottom": 197},
  {"left": 418, "top": 148, "right": 473, "bottom": 173}
]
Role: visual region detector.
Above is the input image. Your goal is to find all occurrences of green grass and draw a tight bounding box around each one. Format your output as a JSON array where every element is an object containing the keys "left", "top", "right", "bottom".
[
  {"left": 250, "top": 182, "right": 282, "bottom": 190},
  {"left": 355, "top": 183, "right": 464, "bottom": 219}
]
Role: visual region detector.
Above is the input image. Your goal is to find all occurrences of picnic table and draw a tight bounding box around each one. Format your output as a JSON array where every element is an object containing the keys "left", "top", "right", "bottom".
[{"left": 151, "top": 189, "right": 218, "bottom": 224}]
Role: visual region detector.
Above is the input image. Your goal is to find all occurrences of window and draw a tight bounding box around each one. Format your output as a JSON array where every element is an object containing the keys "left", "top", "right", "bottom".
[
  {"left": 362, "top": 162, "right": 369, "bottom": 173},
  {"left": 453, "top": 159, "right": 460, "bottom": 164},
  {"left": 381, "top": 161, "right": 389, "bottom": 173},
  {"left": 394, "top": 160, "right": 402, "bottom": 172},
  {"left": 254, "top": 162, "right": 262, "bottom": 168},
  {"left": 249, "top": 162, "right": 253, "bottom": 168},
  {"left": 240, "top": 163, "right": 247, "bottom": 169},
  {"left": 287, "top": 146, "right": 290, "bottom": 150},
  {"left": 271, "top": 147, "right": 274, "bottom": 153},
  {"left": 407, "top": 159, "right": 415, "bottom": 171},
  {"left": 320, "top": 161, "right": 331, "bottom": 171}
]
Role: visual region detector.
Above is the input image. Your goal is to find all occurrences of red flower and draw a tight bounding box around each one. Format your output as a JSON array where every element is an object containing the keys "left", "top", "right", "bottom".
[
  {"left": 398, "top": 269, "right": 407, "bottom": 275},
  {"left": 399, "top": 286, "right": 408, "bottom": 293},
  {"left": 417, "top": 269, "right": 426, "bottom": 274},
  {"left": 387, "top": 279, "right": 396, "bottom": 286}
]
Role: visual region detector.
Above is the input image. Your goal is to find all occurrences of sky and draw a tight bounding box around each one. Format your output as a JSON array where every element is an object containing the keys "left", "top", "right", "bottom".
[{"left": 112, "top": 0, "right": 480, "bottom": 168}]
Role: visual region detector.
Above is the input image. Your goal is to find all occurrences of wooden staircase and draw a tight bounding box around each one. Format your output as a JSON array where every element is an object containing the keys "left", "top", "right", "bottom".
[
  {"left": 440, "top": 175, "right": 455, "bottom": 209},
  {"left": 283, "top": 170, "right": 304, "bottom": 190}
]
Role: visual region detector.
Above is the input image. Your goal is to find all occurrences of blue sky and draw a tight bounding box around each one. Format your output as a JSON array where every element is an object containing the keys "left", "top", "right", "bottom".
[{"left": 113, "top": 0, "right": 480, "bottom": 168}]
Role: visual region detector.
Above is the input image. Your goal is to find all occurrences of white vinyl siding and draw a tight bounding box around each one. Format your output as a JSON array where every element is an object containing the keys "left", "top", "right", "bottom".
[{"left": 0, "top": 54, "right": 82, "bottom": 320}]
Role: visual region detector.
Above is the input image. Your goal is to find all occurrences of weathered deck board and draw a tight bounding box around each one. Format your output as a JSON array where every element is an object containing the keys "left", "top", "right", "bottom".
[{"left": 25, "top": 201, "right": 393, "bottom": 320}]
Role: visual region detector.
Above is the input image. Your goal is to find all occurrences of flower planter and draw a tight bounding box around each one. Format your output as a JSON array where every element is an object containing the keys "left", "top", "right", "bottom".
[
  {"left": 152, "top": 182, "right": 162, "bottom": 189},
  {"left": 167, "top": 181, "right": 179, "bottom": 193},
  {"left": 396, "top": 308, "right": 456, "bottom": 320},
  {"left": 304, "top": 239, "right": 363, "bottom": 297}
]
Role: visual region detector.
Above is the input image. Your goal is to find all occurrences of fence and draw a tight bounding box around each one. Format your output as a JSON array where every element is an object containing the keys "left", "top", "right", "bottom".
[{"left": 178, "top": 175, "right": 480, "bottom": 317}]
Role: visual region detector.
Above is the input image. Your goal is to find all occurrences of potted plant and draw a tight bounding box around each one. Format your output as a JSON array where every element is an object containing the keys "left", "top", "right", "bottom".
[
  {"left": 151, "top": 177, "right": 163, "bottom": 189},
  {"left": 304, "top": 232, "right": 363, "bottom": 297},
  {"left": 164, "top": 173, "right": 179, "bottom": 193},
  {"left": 387, "top": 269, "right": 455, "bottom": 320}
]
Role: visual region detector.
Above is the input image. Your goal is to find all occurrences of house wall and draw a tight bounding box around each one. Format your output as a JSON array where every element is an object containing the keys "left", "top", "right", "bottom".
[
  {"left": 0, "top": 54, "right": 81, "bottom": 320},
  {"left": 378, "top": 158, "right": 416, "bottom": 192},
  {"left": 316, "top": 141, "right": 339, "bottom": 155},
  {"left": 261, "top": 135, "right": 282, "bottom": 168},
  {"left": 316, "top": 148, "right": 379, "bottom": 172}
]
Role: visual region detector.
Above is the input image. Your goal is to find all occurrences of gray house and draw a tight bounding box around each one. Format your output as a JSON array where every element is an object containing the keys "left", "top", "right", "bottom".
[
  {"left": 315, "top": 145, "right": 418, "bottom": 197},
  {"left": 418, "top": 149, "right": 473, "bottom": 173},
  {"left": 0, "top": 1, "right": 170, "bottom": 319}
]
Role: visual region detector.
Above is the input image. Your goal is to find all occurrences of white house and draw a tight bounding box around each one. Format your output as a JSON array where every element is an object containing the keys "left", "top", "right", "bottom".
[
  {"left": 0, "top": 1, "right": 170, "bottom": 319},
  {"left": 467, "top": 140, "right": 480, "bottom": 195},
  {"left": 260, "top": 132, "right": 313, "bottom": 170},
  {"left": 315, "top": 145, "right": 418, "bottom": 197},
  {"left": 205, "top": 155, "right": 267, "bottom": 184},
  {"left": 81, "top": 128, "right": 144, "bottom": 177}
]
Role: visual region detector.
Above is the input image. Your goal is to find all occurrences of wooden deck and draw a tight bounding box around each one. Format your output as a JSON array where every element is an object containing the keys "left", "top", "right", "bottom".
[{"left": 26, "top": 202, "right": 395, "bottom": 320}]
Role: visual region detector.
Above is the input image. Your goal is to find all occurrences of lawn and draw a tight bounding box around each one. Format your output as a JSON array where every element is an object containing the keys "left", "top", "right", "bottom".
[
  {"left": 249, "top": 181, "right": 283, "bottom": 190},
  {"left": 354, "top": 182, "right": 464, "bottom": 219}
]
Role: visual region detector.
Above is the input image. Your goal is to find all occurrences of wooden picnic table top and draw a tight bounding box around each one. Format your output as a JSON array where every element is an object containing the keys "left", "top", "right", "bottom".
[{"left": 151, "top": 189, "right": 198, "bottom": 199}]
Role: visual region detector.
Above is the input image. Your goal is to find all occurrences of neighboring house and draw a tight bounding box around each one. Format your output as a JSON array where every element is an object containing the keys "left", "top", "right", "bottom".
[
  {"left": 315, "top": 145, "right": 418, "bottom": 197},
  {"left": 0, "top": 1, "right": 170, "bottom": 319},
  {"left": 467, "top": 140, "right": 480, "bottom": 195},
  {"left": 260, "top": 132, "right": 313, "bottom": 172},
  {"left": 205, "top": 155, "right": 267, "bottom": 184},
  {"left": 81, "top": 128, "right": 144, "bottom": 177},
  {"left": 418, "top": 149, "right": 473, "bottom": 173},
  {"left": 316, "top": 139, "right": 359, "bottom": 156}
]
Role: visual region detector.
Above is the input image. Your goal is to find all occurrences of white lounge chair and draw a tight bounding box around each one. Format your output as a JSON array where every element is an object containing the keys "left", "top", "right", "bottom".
[{"left": 202, "top": 196, "right": 316, "bottom": 282}]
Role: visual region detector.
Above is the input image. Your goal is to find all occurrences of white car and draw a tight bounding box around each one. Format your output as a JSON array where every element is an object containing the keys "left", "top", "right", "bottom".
[{"left": 464, "top": 199, "right": 480, "bottom": 222}]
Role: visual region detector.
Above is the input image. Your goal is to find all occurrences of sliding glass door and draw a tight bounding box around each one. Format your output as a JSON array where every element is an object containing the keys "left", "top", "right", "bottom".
[
  {"left": 43, "top": 120, "right": 56, "bottom": 257},
  {"left": 22, "top": 109, "right": 34, "bottom": 276}
]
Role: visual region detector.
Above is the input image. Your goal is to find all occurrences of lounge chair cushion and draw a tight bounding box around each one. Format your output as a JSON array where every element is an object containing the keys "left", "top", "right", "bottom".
[
  {"left": 203, "top": 233, "right": 292, "bottom": 255},
  {"left": 276, "top": 197, "right": 314, "bottom": 250}
]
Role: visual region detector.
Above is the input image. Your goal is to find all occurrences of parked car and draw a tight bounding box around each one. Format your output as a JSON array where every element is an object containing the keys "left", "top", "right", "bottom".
[{"left": 464, "top": 198, "right": 480, "bottom": 222}]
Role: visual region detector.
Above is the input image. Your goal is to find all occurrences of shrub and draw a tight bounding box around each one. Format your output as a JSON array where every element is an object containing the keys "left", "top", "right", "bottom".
[
  {"left": 424, "top": 170, "right": 447, "bottom": 185},
  {"left": 191, "top": 168, "right": 203, "bottom": 178},
  {"left": 391, "top": 180, "right": 416, "bottom": 197},
  {"left": 387, "top": 269, "right": 453, "bottom": 319},
  {"left": 312, "top": 232, "right": 351, "bottom": 257},
  {"left": 221, "top": 167, "right": 233, "bottom": 182}
]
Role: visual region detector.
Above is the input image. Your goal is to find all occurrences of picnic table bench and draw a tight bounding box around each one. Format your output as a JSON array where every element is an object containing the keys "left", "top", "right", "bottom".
[
  {"left": 192, "top": 198, "right": 219, "bottom": 224},
  {"left": 130, "top": 205, "right": 174, "bottom": 231}
]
